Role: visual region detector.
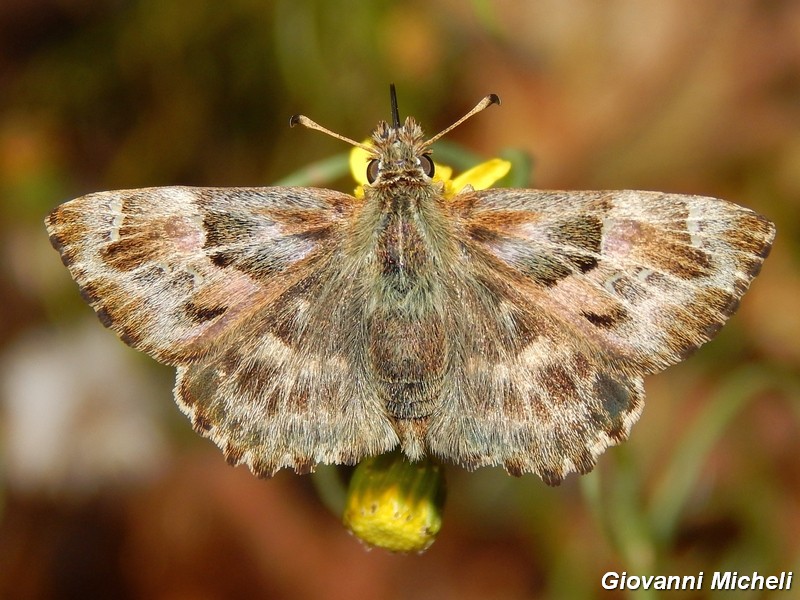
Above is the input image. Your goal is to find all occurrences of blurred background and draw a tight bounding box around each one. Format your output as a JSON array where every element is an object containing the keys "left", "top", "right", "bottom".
[{"left": 1, "top": 1, "right": 799, "bottom": 598}]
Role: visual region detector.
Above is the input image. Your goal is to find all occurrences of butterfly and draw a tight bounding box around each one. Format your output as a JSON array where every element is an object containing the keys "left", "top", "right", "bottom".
[{"left": 45, "top": 86, "right": 775, "bottom": 485}]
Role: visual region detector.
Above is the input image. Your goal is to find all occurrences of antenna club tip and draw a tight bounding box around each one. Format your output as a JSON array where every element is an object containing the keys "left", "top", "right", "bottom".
[
  {"left": 488, "top": 93, "right": 501, "bottom": 106},
  {"left": 289, "top": 114, "right": 303, "bottom": 127}
]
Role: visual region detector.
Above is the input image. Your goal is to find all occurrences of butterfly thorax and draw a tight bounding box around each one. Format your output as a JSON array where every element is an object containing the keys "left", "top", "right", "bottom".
[{"left": 363, "top": 117, "right": 448, "bottom": 300}]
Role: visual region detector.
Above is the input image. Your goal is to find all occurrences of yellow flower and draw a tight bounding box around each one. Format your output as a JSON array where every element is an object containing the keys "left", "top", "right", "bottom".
[
  {"left": 342, "top": 452, "right": 445, "bottom": 553},
  {"left": 349, "top": 144, "right": 511, "bottom": 199}
]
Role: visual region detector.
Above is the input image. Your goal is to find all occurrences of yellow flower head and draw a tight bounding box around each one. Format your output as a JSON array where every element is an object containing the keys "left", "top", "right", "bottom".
[
  {"left": 349, "top": 144, "right": 511, "bottom": 199},
  {"left": 342, "top": 452, "right": 445, "bottom": 553}
]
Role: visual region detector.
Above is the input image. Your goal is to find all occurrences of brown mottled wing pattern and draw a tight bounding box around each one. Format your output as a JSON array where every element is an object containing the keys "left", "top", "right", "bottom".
[
  {"left": 427, "top": 190, "right": 774, "bottom": 484},
  {"left": 46, "top": 187, "right": 398, "bottom": 475}
]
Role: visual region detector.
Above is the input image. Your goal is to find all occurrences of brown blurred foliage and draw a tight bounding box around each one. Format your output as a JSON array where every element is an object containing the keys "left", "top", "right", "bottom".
[{"left": 0, "top": 1, "right": 798, "bottom": 598}]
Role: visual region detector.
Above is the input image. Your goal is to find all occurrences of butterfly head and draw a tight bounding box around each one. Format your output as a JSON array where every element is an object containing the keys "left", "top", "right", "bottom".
[{"left": 365, "top": 117, "right": 433, "bottom": 186}]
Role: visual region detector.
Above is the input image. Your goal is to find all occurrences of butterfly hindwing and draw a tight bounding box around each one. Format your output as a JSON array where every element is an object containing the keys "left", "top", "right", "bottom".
[{"left": 174, "top": 281, "right": 400, "bottom": 476}]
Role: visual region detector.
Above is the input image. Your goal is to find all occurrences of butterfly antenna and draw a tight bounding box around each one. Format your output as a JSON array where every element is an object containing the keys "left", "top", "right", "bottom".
[
  {"left": 289, "top": 114, "right": 373, "bottom": 151},
  {"left": 390, "top": 83, "right": 401, "bottom": 129},
  {"left": 427, "top": 93, "right": 501, "bottom": 145}
]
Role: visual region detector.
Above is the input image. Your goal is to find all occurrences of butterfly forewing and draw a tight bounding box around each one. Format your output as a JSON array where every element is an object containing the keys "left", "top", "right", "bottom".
[
  {"left": 46, "top": 186, "right": 355, "bottom": 364},
  {"left": 457, "top": 189, "right": 774, "bottom": 372}
]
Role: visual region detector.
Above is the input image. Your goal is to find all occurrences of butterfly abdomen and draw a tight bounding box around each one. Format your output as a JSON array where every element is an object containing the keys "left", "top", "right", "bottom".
[{"left": 368, "top": 308, "right": 446, "bottom": 419}]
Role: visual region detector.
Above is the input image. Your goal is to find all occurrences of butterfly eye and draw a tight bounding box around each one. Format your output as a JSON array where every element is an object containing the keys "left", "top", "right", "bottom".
[
  {"left": 366, "top": 159, "right": 380, "bottom": 184},
  {"left": 419, "top": 154, "right": 435, "bottom": 177}
]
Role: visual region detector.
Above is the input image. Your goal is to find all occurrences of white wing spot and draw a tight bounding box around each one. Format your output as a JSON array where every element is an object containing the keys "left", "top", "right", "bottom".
[{"left": 109, "top": 197, "right": 124, "bottom": 242}]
